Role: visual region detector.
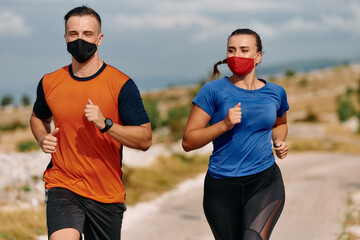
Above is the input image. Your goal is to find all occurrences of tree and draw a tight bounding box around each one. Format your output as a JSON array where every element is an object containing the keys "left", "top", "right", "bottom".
[
  {"left": 1, "top": 95, "right": 14, "bottom": 107},
  {"left": 21, "top": 94, "right": 31, "bottom": 106},
  {"left": 285, "top": 68, "right": 296, "bottom": 78}
]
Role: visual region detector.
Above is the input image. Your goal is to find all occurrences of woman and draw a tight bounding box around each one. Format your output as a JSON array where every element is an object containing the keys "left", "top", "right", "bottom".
[{"left": 182, "top": 29, "right": 289, "bottom": 240}]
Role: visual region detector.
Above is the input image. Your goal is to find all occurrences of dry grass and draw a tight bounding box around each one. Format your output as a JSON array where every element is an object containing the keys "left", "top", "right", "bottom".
[
  {"left": 123, "top": 153, "right": 208, "bottom": 205},
  {"left": 0, "top": 205, "right": 46, "bottom": 240},
  {"left": 0, "top": 153, "right": 209, "bottom": 239}
]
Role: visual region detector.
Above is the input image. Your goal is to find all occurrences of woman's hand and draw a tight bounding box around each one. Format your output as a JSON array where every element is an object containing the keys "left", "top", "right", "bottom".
[
  {"left": 273, "top": 140, "right": 288, "bottom": 159},
  {"left": 224, "top": 102, "right": 242, "bottom": 130}
]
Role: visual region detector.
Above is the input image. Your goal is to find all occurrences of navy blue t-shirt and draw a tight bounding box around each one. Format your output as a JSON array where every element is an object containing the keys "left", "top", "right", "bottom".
[{"left": 193, "top": 77, "right": 289, "bottom": 178}]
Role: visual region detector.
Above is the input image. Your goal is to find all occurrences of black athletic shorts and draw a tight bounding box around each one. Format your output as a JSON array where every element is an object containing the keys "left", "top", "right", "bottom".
[
  {"left": 203, "top": 163, "right": 285, "bottom": 240},
  {"left": 46, "top": 187, "right": 127, "bottom": 240}
]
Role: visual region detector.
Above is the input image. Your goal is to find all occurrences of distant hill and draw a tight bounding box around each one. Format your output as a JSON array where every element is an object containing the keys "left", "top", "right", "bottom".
[{"left": 257, "top": 56, "right": 360, "bottom": 77}]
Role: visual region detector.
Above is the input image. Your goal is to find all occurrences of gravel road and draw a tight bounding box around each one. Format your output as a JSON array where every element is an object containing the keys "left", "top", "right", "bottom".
[{"left": 121, "top": 152, "right": 360, "bottom": 240}]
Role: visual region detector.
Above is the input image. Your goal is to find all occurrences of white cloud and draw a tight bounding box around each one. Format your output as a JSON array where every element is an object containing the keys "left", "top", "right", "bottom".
[
  {"left": 151, "top": 0, "right": 298, "bottom": 13},
  {"left": 116, "top": 12, "right": 215, "bottom": 30},
  {"left": 321, "top": 3, "right": 360, "bottom": 34},
  {"left": 0, "top": 9, "right": 32, "bottom": 39},
  {"left": 112, "top": 0, "right": 360, "bottom": 41}
]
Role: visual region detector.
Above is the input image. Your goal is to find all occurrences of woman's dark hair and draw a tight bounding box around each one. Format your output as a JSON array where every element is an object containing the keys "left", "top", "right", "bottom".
[
  {"left": 210, "top": 28, "right": 263, "bottom": 80},
  {"left": 64, "top": 6, "right": 102, "bottom": 33}
]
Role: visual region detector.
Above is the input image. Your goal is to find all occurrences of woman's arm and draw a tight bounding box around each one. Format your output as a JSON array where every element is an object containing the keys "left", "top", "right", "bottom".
[
  {"left": 272, "top": 112, "right": 288, "bottom": 159},
  {"left": 182, "top": 103, "right": 241, "bottom": 152}
]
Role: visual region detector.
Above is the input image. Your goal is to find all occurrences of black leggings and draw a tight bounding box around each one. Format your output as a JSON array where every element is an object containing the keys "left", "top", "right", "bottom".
[{"left": 203, "top": 163, "right": 285, "bottom": 240}]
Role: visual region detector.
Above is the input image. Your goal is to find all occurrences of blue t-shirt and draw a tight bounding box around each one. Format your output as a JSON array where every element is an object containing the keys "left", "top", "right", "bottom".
[{"left": 193, "top": 77, "right": 289, "bottom": 178}]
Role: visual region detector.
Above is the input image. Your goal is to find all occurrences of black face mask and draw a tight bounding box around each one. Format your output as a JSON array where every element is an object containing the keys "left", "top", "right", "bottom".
[{"left": 67, "top": 39, "right": 97, "bottom": 63}]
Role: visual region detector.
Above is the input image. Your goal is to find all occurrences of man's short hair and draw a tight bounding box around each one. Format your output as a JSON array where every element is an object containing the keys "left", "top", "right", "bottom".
[{"left": 64, "top": 6, "right": 101, "bottom": 32}]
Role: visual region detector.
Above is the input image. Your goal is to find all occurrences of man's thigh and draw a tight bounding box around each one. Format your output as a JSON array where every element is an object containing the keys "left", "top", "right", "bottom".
[
  {"left": 46, "top": 187, "right": 85, "bottom": 239},
  {"left": 83, "top": 200, "right": 127, "bottom": 240}
]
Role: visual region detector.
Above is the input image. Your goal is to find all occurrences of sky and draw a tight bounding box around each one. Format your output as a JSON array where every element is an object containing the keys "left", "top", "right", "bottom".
[{"left": 0, "top": 0, "right": 359, "bottom": 103}]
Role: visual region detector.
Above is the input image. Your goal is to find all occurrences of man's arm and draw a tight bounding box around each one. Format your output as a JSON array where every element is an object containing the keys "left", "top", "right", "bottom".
[
  {"left": 84, "top": 99, "right": 152, "bottom": 151},
  {"left": 30, "top": 112, "right": 59, "bottom": 154},
  {"left": 106, "top": 122, "right": 152, "bottom": 151}
]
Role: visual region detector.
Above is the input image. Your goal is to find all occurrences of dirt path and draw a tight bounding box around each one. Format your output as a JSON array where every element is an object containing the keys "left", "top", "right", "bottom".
[{"left": 121, "top": 152, "right": 360, "bottom": 240}]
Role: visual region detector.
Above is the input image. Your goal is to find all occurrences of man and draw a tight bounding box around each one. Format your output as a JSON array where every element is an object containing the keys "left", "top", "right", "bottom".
[{"left": 30, "top": 6, "right": 152, "bottom": 240}]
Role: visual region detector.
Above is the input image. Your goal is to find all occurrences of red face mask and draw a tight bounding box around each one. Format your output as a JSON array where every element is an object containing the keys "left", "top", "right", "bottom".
[{"left": 227, "top": 56, "right": 255, "bottom": 76}]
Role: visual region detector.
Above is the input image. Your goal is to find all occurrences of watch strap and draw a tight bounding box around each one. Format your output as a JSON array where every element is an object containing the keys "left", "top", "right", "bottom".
[{"left": 100, "top": 118, "right": 113, "bottom": 133}]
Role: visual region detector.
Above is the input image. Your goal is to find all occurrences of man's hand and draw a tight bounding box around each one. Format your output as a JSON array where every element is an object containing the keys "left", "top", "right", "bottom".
[
  {"left": 39, "top": 128, "right": 59, "bottom": 154},
  {"left": 273, "top": 140, "right": 288, "bottom": 159},
  {"left": 84, "top": 99, "right": 106, "bottom": 130}
]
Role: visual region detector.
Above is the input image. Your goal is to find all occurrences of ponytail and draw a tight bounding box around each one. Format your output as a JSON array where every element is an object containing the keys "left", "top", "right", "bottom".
[{"left": 209, "top": 59, "right": 227, "bottom": 81}]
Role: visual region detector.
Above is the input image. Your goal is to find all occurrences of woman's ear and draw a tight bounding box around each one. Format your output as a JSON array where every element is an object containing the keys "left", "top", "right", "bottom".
[{"left": 255, "top": 51, "right": 262, "bottom": 65}]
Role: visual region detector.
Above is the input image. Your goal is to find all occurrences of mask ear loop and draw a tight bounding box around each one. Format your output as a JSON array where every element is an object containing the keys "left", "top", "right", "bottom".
[{"left": 95, "top": 34, "right": 101, "bottom": 45}]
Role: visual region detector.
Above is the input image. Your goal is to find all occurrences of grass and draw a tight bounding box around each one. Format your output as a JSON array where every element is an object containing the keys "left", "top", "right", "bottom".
[
  {"left": 290, "top": 139, "right": 360, "bottom": 155},
  {"left": 0, "top": 153, "right": 209, "bottom": 239},
  {"left": 338, "top": 194, "right": 360, "bottom": 240},
  {"left": 0, "top": 205, "right": 46, "bottom": 240},
  {"left": 123, "top": 153, "right": 209, "bottom": 205},
  {"left": 0, "top": 121, "right": 28, "bottom": 132}
]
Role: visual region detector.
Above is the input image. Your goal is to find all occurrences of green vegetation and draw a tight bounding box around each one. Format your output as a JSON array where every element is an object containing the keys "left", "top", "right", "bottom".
[
  {"left": 298, "top": 77, "right": 309, "bottom": 87},
  {"left": 338, "top": 194, "right": 360, "bottom": 240},
  {"left": 336, "top": 85, "right": 359, "bottom": 123},
  {"left": 0, "top": 120, "right": 28, "bottom": 132},
  {"left": 285, "top": 68, "right": 296, "bottom": 78},
  {"left": 21, "top": 95, "right": 31, "bottom": 107},
  {"left": 143, "top": 98, "right": 161, "bottom": 130},
  {"left": 21, "top": 184, "right": 31, "bottom": 192},
  {"left": 163, "top": 105, "right": 191, "bottom": 141},
  {"left": 1, "top": 95, "right": 14, "bottom": 108},
  {"left": 17, "top": 140, "right": 39, "bottom": 152}
]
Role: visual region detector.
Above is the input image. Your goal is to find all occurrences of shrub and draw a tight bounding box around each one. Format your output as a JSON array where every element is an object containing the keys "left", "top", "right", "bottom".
[
  {"left": 1, "top": 95, "right": 13, "bottom": 107},
  {"left": 303, "top": 106, "right": 319, "bottom": 122},
  {"left": 17, "top": 140, "right": 39, "bottom": 152},
  {"left": 285, "top": 68, "right": 296, "bottom": 78},
  {"left": 0, "top": 120, "right": 28, "bottom": 132},
  {"left": 164, "top": 105, "right": 191, "bottom": 140},
  {"left": 336, "top": 95, "right": 356, "bottom": 122},
  {"left": 143, "top": 98, "right": 161, "bottom": 130},
  {"left": 21, "top": 95, "right": 31, "bottom": 106},
  {"left": 298, "top": 78, "right": 308, "bottom": 87},
  {"left": 22, "top": 184, "right": 31, "bottom": 192}
]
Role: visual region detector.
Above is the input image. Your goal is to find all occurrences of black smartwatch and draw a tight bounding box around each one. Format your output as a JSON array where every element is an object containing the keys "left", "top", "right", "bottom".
[{"left": 100, "top": 118, "right": 113, "bottom": 133}]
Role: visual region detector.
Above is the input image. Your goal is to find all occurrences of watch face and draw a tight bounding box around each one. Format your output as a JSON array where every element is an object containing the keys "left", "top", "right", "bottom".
[{"left": 105, "top": 118, "right": 112, "bottom": 126}]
